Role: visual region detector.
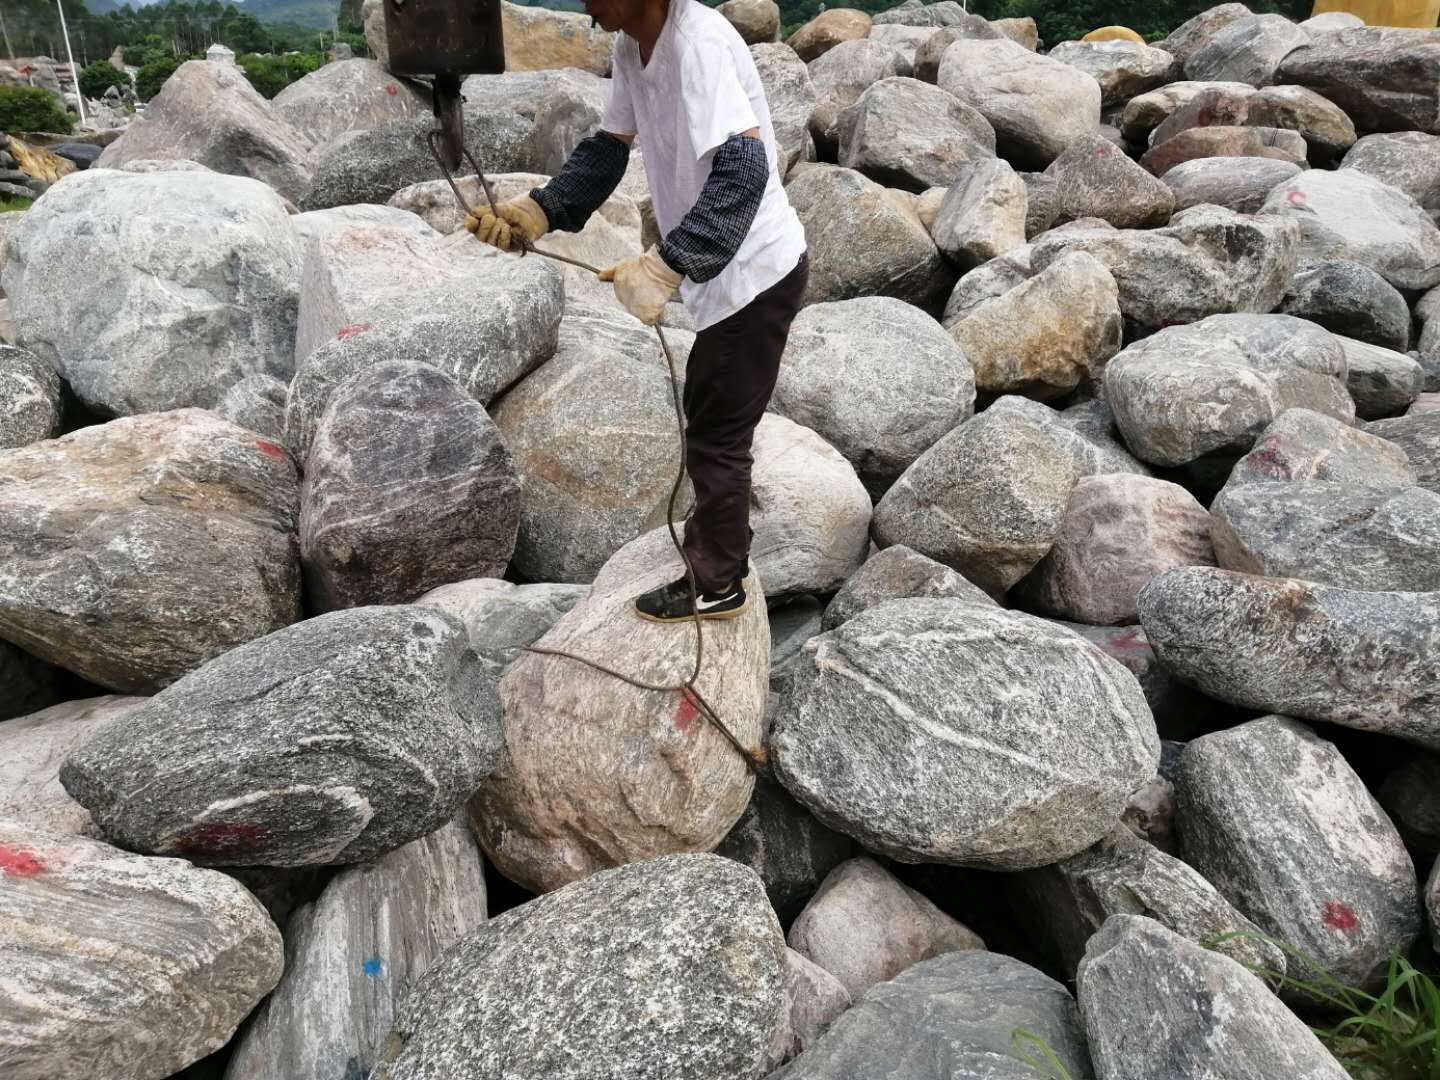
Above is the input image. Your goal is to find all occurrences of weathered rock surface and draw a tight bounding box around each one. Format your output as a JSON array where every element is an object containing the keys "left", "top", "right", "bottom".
[
  {"left": 767, "top": 950, "right": 853, "bottom": 1069},
  {"left": 1148, "top": 83, "right": 1255, "bottom": 147},
  {"left": 912, "top": 20, "right": 1003, "bottom": 83},
  {"left": 0, "top": 818, "right": 284, "bottom": 1080},
  {"left": 416, "top": 577, "right": 588, "bottom": 686},
  {"left": 1248, "top": 83, "right": 1357, "bottom": 162},
  {"left": 0, "top": 343, "right": 60, "bottom": 449},
  {"left": 1016, "top": 475, "right": 1214, "bottom": 626},
  {"left": 930, "top": 157, "right": 1027, "bottom": 269},
  {"left": 788, "top": 8, "right": 873, "bottom": 62},
  {"left": 501, "top": 0, "right": 613, "bottom": 74},
  {"left": 719, "top": 0, "right": 780, "bottom": 44},
  {"left": 370, "top": 854, "right": 786, "bottom": 1080},
  {"left": 470, "top": 528, "right": 767, "bottom": 893},
  {"left": 1280, "top": 261, "right": 1411, "bottom": 352},
  {"left": 1377, "top": 754, "right": 1440, "bottom": 855},
  {"left": 1227, "top": 407, "right": 1417, "bottom": 491},
  {"left": 215, "top": 373, "right": 288, "bottom": 441},
  {"left": 942, "top": 243, "right": 1035, "bottom": 324},
  {"left": 771, "top": 597, "right": 1159, "bottom": 869},
  {"left": 751, "top": 43, "right": 819, "bottom": 173},
  {"left": 95, "top": 60, "right": 311, "bottom": 202},
  {"left": 872, "top": 406, "right": 1082, "bottom": 591},
  {"left": 1049, "top": 40, "right": 1178, "bottom": 107},
  {"left": 60, "top": 605, "right": 500, "bottom": 866},
  {"left": 1277, "top": 27, "right": 1440, "bottom": 136},
  {"left": 2, "top": 170, "right": 301, "bottom": 417},
  {"left": 1078, "top": 915, "right": 1350, "bottom": 1080},
  {"left": 837, "top": 76, "right": 995, "bottom": 192},
  {"left": 807, "top": 40, "right": 905, "bottom": 158},
  {"left": 1367, "top": 412, "right": 1440, "bottom": 494},
  {"left": 1120, "top": 78, "right": 1256, "bottom": 142},
  {"left": 937, "top": 37, "right": 1103, "bottom": 169},
  {"left": 1157, "top": 4, "right": 1254, "bottom": 68},
  {"left": 775, "top": 950, "right": 1093, "bottom": 1080},
  {"left": 1339, "top": 336, "right": 1426, "bottom": 419},
  {"left": 1178, "top": 716, "right": 1422, "bottom": 991},
  {"left": 1141, "top": 124, "right": 1309, "bottom": 177},
  {"left": 950, "top": 251, "right": 1121, "bottom": 401},
  {"left": 770, "top": 296, "right": 974, "bottom": 498},
  {"left": 822, "top": 543, "right": 994, "bottom": 632},
  {"left": 1104, "top": 314, "right": 1353, "bottom": 467},
  {"left": 1343, "top": 130, "right": 1440, "bottom": 208},
  {"left": 1044, "top": 134, "right": 1175, "bottom": 229},
  {"left": 272, "top": 58, "right": 428, "bottom": 148},
  {"left": 1184, "top": 13, "right": 1311, "bottom": 86},
  {"left": 224, "top": 818, "right": 489, "bottom": 1080},
  {"left": 0, "top": 410, "right": 300, "bottom": 694},
  {"left": 1138, "top": 567, "right": 1440, "bottom": 748}
]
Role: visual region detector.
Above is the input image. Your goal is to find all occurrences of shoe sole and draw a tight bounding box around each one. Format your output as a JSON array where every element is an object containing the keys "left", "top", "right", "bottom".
[{"left": 634, "top": 599, "right": 749, "bottom": 624}]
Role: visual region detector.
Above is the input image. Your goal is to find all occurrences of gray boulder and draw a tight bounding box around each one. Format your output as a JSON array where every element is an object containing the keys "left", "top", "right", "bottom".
[
  {"left": 215, "top": 373, "right": 288, "bottom": 440},
  {"left": 1377, "top": 754, "right": 1440, "bottom": 855},
  {"left": 771, "top": 597, "right": 1159, "bottom": 869},
  {"left": 1138, "top": 567, "right": 1440, "bottom": 748},
  {"left": 837, "top": 76, "right": 995, "bottom": 192},
  {"left": 788, "top": 9, "right": 874, "bottom": 63},
  {"left": 223, "top": 818, "right": 489, "bottom": 1080},
  {"left": 293, "top": 201, "right": 440, "bottom": 248},
  {"left": 1048, "top": 40, "right": 1178, "bottom": 107},
  {"left": 752, "top": 44, "right": 819, "bottom": 173},
  {"left": 300, "top": 361, "right": 520, "bottom": 610},
  {"left": 807, "top": 40, "right": 905, "bottom": 158},
  {"left": 1078, "top": 915, "right": 1350, "bottom": 1080},
  {"left": 872, "top": 0, "right": 973, "bottom": 26},
  {"left": 1279, "top": 261, "right": 1411, "bottom": 352},
  {"left": 787, "top": 856, "right": 985, "bottom": 999},
  {"left": 0, "top": 409, "right": 300, "bottom": 694},
  {"left": 60, "top": 605, "right": 501, "bottom": 866},
  {"left": 769, "top": 596, "right": 825, "bottom": 695},
  {"left": 1339, "top": 336, "right": 1426, "bottom": 418},
  {"left": 942, "top": 243, "right": 1035, "bottom": 325},
  {"left": 1119, "top": 78, "right": 1257, "bottom": 142},
  {"left": 416, "top": 577, "right": 588, "bottom": 685},
  {"left": 1, "top": 818, "right": 284, "bottom": 1080},
  {"left": 95, "top": 60, "right": 311, "bottom": 202},
  {"left": 1104, "top": 314, "right": 1353, "bottom": 467},
  {"left": 913, "top": 21, "right": 1003, "bottom": 83},
  {"left": 775, "top": 950, "right": 1094, "bottom": 1080},
  {"left": 871, "top": 406, "right": 1082, "bottom": 591},
  {"left": 1140, "top": 124, "right": 1309, "bottom": 177},
  {"left": 822, "top": 543, "right": 995, "bottom": 631},
  {"left": 1261, "top": 168, "right": 1440, "bottom": 292},
  {"left": 1227, "top": 407, "right": 1417, "bottom": 491},
  {"left": 767, "top": 950, "right": 854, "bottom": 1069},
  {"left": 1043, "top": 134, "right": 1175, "bottom": 229},
  {"left": 1367, "top": 412, "right": 1440, "bottom": 494},
  {"left": 930, "top": 157, "right": 1028, "bottom": 269},
  {"left": 2, "top": 170, "right": 300, "bottom": 417},
  {"left": 1343, "top": 131, "right": 1440, "bottom": 209},
  {"left": 1161, "top": 156, "right": 1303, "bottom": 213},
  {"left": 770, "top": 296, "right": 974, "bottom": 498},
  {"left": 937, "top": 37, "right": 1103, "bottom": 169},
  {"left": 1277, "top": 27, "right": 1440, "bottom": 135},
  {"left": 1178, "top": 716, "right": 1422, "bottom": 992},
  {"left": 272, "top": 58, "right": 428, "bottom": 148},
  {"left": 1157, "top": 4, "right": 1255, "bottom": 68},
  {"left": 1247, "top": 84, "right": 1357, "bottom": 163},
  {"left": 370, "top": 854, "right": 786, "bottom": 1080},
  {"left": 720, "top": 0, "right": 781, "bottom": 44},
  {"left": 1148, "top": 83, "right": 1255, "bottom": 147},
  {"left": 1016, "top": 475, "right": 1214, "bottom": 626},
  {"left": 1184, "top": 14, "right": 1311, "bottom": 87},
  {"left": 0, "top": 344, "right": 60, "bottom": 449},
  {"left": 989, "top": 395, "right": 1152, "bottom": 478}
]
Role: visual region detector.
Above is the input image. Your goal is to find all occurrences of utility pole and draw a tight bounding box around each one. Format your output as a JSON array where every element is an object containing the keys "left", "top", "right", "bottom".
[
  {"left": 56, "top": 0, "right": 88, "bottom": 126},
  {"left": 0, "top": 6, "right": 14, "bottom": 64}
]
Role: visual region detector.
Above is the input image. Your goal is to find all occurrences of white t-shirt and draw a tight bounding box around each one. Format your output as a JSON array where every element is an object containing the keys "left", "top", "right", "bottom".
[{"left": 602, "top": 0, "right": 808, "bottom": 331}]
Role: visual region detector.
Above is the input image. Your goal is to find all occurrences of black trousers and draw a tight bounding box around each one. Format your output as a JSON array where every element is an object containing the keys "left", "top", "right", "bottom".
[{"left": 681, "top": 253, "right": 809, "bottom": 593}]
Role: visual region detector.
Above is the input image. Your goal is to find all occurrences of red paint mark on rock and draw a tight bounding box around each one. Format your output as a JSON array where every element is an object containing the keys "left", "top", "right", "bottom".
[
  {"left": 169, "top": 823, "right": 272, "bottom": 858},
  {"left": 674, "top": 689, "right": 701, "bottom": 735},
  {"left": 1287, "top": 189, "right": 1308, "bottom": 208},
  {"left": 336, "top": 322, "right": 375, "bottom": 340},
  {"left": 385, "top": 84, "right": 399, "bottom": 96},
  {"left": 1322, "top": 900, "right": 1358, "bottom": 932},
  {"left": 255, "top": 439, "right": 287, "bottom": 462},
  {"left": 1107, "top": 627, "right": 1151, "bottom": 652},
  {"left": 0, "top": 843, "right": 45, "bottom": 877}
]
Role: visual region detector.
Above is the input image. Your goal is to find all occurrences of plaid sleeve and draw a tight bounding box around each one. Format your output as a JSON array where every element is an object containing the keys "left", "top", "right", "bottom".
[
  {"left": 658, "top": 134, "right": 769, "bottom": 284},
  {"left": 530, "top": 131, "right": 631, "bottom": 234}
]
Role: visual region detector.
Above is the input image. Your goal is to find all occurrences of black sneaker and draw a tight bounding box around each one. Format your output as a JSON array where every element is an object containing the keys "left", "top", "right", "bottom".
[{"left": 634, "top": 574, "right": 748, "bottom": 623}]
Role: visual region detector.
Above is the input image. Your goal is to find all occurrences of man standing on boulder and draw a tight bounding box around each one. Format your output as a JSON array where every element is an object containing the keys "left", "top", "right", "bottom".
[{"left": 468, "top": 0, "right": 809, "bottom": 624}]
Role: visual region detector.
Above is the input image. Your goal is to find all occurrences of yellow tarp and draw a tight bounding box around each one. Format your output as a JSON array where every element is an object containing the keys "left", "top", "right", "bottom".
[
  {"left": 1082, "top": 25, "right": 1147, "bottom": 43},
  {"left": 1310, "top": 0, "right": 1440, "bottom": 26}
]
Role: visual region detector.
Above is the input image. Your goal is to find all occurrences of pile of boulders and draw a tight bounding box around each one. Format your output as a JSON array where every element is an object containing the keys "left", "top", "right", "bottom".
[{"left": 2, "top": 1, "right": 1439, "bottom": 1077}]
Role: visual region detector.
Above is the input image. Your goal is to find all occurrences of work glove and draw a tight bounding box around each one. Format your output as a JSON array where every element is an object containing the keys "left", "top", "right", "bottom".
[
  {"left": 598, "top": 247, "right": 684, "bottom": 326},
  {"left": 465, "top": 194, "right": 548, "bottom": 252}
]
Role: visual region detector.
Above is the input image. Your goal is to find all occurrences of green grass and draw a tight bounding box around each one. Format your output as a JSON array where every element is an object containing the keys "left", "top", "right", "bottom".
[
  {"left": 1012, "top": 1028, "right": 1076, "bottom": 1079},
  {"left": 0, "top": 197, "right": 33, "bottom": 213}
]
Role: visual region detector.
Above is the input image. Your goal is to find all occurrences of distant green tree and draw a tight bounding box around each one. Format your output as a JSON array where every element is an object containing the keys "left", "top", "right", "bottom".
[
  {"left": 237, "top": 51, "right": 323, "bottom": 98},
  {"left": 0, "top": 86, "right": 74, "bottom": 134},
  {"left": 135, "top": 55, "right": 183, "bottom": 101},
  {"left": 78, "top": 59, "right": 130, "bottom": 99}
]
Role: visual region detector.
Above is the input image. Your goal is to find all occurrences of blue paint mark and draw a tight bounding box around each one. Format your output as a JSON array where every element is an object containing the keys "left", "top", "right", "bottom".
[{"left": 362, "top": 956, "right": 384, "bottom": 977}]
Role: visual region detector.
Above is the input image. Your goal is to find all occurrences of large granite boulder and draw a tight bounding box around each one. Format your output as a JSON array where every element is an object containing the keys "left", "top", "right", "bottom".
[
  {"left": 60, "top": 605, "right": 501, "bottom": 866},
  {"left": 1078, "top": 915, "right": 1349, "bottom": 1080},
  {"left": 469, "top": 527, "right": 767, "bottom": 893},
  {"left": 988, "top": 395, "right": 1152, "bottom": 478},
  {"left": 272, "top": 58, "right": 428, "bottom": 147},
  {"left": 929, "top": 157, "right": 1028, "bottom": 269},
  {"left": 370, "top": 854, "right": 787, "bottom": 1080},
  {"left": 0, "top": 409, "right": 300, "bottom": 694},
  {"left": 1279, "top": 261, "right": 1411, "bottom": 352},
  {"left": 807, "top": 39, "right": 905, "bottom": 158},
  {"left": 1043, "top": 134, "right": 1175, "bottom": 229},
  {"left": 1343, "top": 130, "right": 1440, "bottom": 208},
  {"left": 216, "top": 373, "right": 288, "bottom": 441},
  {"left": 1161, "top": 156, "right": 1303, "bottom": 213},
  {"left": 767, "top": 950, "right": 853, "bottom": 1069},
  {"left": 1048, "top": 40, "right": 1178, "bottom": 106},
  {"left": 415, "top": 578, "right": 588, "bottom": 686},
  {"left": 1138, "top": 567, "right": 1440, "bottom": 749},
  {"left": 770, "top": 296, "right": 974, "bottom": 498},
  {"left": 1277, "top": 27, "right": 1440, "bottom": 135},
  {"left": 500, "top": 0, "right": 613, "bottom": 74},
  {"left": 1104, "top": 314, "right": 1353, "bottom": 467},
  {"left": 1338, "top": 336, "right": 1427, "bottom": 419},
  {"left": 1140, "top": 124, "right": 1309, "bottom": 178},
  {"left": 937, "top": 37, "right": 1103, "bottom": 169},
  {"left": 0, "top": 344, "right": 60, "bottom": 450},
  {"left": 223, "top": 818, "right": 489, "bottom": 1080},
  {"left": 95, "top": 60, "right": 312, "bottom": 202},
  {"left": 300, "top": 361, "right": 520, "bottom": 610},
  {"left": 751, "top": 43, "right": 819, "bottom": 173},
  {"left": 1247, "top": 83, "right": 1358, "bottom": 163},
  {"left": 1119, "top": 78, "right": 1257, "bottom": 142},
  {"left": 719, "top": 0, "right": 781, "bottom": 45},
  {"left": 1, "top": 819, "right": 284, "bottom": 1079},
  {"left": 1183, "top": 13, "right": 1311, "bottom": 86},
  {"left": 2, "top": 170, "right": 301, "bottom": 417},
  {"left": 913, "top": 20, "right": 1004, "bottom": 83},
  {"left": 837, "top": 76, "right": 995, "bottom": 192},
  {"left": 1178, "top": 716, "right": 1422, "bottom": 991},
  {"left": 788, "top": 9, "right": 873, "bottom": 62},
  {"left": 1227, "top": 407, "right": 1417, "bottom": 492},
  {"left": 1157, "top": 4, "right": 1254, "bottom": 67},
  {"left": 1367, "top": 412, "right": 1440, "bottom": 495},
  {"left": 771, "top": 597, "right": 1159, "bottom": 869},
  {"left": 821, "top": 543, "right": 995, "bottom": 632}
]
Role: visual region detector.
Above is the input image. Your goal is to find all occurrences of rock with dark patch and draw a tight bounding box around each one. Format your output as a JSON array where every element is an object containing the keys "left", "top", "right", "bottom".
[
  {"left": 1163, "top": 156, "right": 1302, "bottom": 214},
  {"left": 0, "top": 818, "right": 284, "bottom": 1080},
  {"left": 788, "top": 8, "right": 873, "bottom": 62},
  {"left": 1148, "top": 83, "right": 1255, "bottom": 147},
  {"left": 1183, "top": 14, "right": 1311, "bottom": 87},
  {"left": 771, "top": 597, "right": 1159, "bottom": 869},
  {"left": 0, "top": 641, "right": 67, "bottom": 723},
  {"left": 370, "top": 854, "right": 786, "bottom": 1080},
  {"left": 1043, "top": 134, "right": 1175, "bottom": 229},
  {"left": 1261, "top": 168, "right": 1440, "bottom": 293},
  {"left": 1279, "top": 261, "right": 1411, "bottom": 352},
  {"left": 751, "top": 43, "right": 819, "bottom": 173},
  {"left": 1177, "top": 716, "right": 1422, "bottom": 992},
  {"left": 950, "top": 251, "right": 1122, "bottom": 402},
  {"left": 223, "top": 818, "right": 489, "bottom": 1080},
  {"left": 1247, "top": 84, "right": 1357, "bottom": 163},
  {"left": 769, "top": 597, "right": 824, "bottom": 694},
  {"left": 0, "top": 344, "right": 60, "bottom": 450},
  {"left": 767, "top": 950, "right": 853, "bottom": 1069},
  {"left": 1157, "top": 4, "right": 1254, "bottom": 68},
  {"left": 1016, "top": 475, "right": 1214, "bottom": 626},
  {"left": 300, "top": 361, "right": 520, "bottom": 610},
  {"left": 1019, "top": 825, "right": 1286, "bottom": 977},
  {"left": 1141, "top": 124, "right": 1309, "bottom": 177},
  {"left": 1377, "top": 754, "right": 1440, "bottom": 855},
  {"left": 0, "top": 696, "right": 147, "bottom": 834},
  {"left": 1138, "top": 567, "right": 1440, "bottom": 749},
  {"left": 821, "top": 544, "right": 994, "bottom": 632},
  {"left": 1343, "top": 131, "right": 1440, "bottom": 209},
  {"left": 871, "top": 407, "right": 1082, "bottom": 591},
  {"left": 469, "top": 527, "right": 767, "bottom": 893},
  {"left": 1367, "top": 412, "right": 1440, "bottom": 494},
  {"left": 272, "top": 58, "right": 429, "bottom": 148},
  {"left": 2, "top": 170, "right": 300, "bottom": 418},
  {"left": 930, "top": 157, "right": 1028, "bottom": 270},
  {"left": 215, "top": 373, "right": 288, "bottom": 441},
  {"left": 937, "top": 37, "right": 1103, "bottom": 170},
  {"left": 1049, "top": 40, "right": 1178, "bottom": 107},
  {"left": 1338, "top": 337, "right": 1426, "bottom": 419},
  {"left": 786, "top": 856, "right": 985, "bottom": 998},
  {"left": 1078, "top": 915, "right": 1350, "bottom": 1080},
  {"left": 1277, "top": 27, "right": 1440, "bottom": 136},
  {"left": 1104, "top": 314, "right": 1352, "bottom": 467},
  {"left": 415, "top": 577, "right": 588, "bottom": 687},
  {"left": 1227, "top": 408, "right": 1417, "bottom": 492},
  {"left": 770, "top": 296, "right": 975, "bottom": 499},
  {"left": 60, "top": 605, "right": 501, "bottom": 866},
  {"left": 774, "top": 950, "right": 1093, "bottom": 1080},
  {"left": 807, "top": 40, "right": 905, "bottom": 157},
  {"left": 1027, "top": 206, "right": 1300, "bottom": 332},
  {"left": 787, "top": 164, "right": 954, "bottom": 311},
  {"left": 0, "top": 410, "right": 300, "bottom": 694},
  {"left": 837, "top": 76, "right": 995, "bottom": 192},
  {"left": 716, "top": 774, "right": 855, "bottom": 925}
]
